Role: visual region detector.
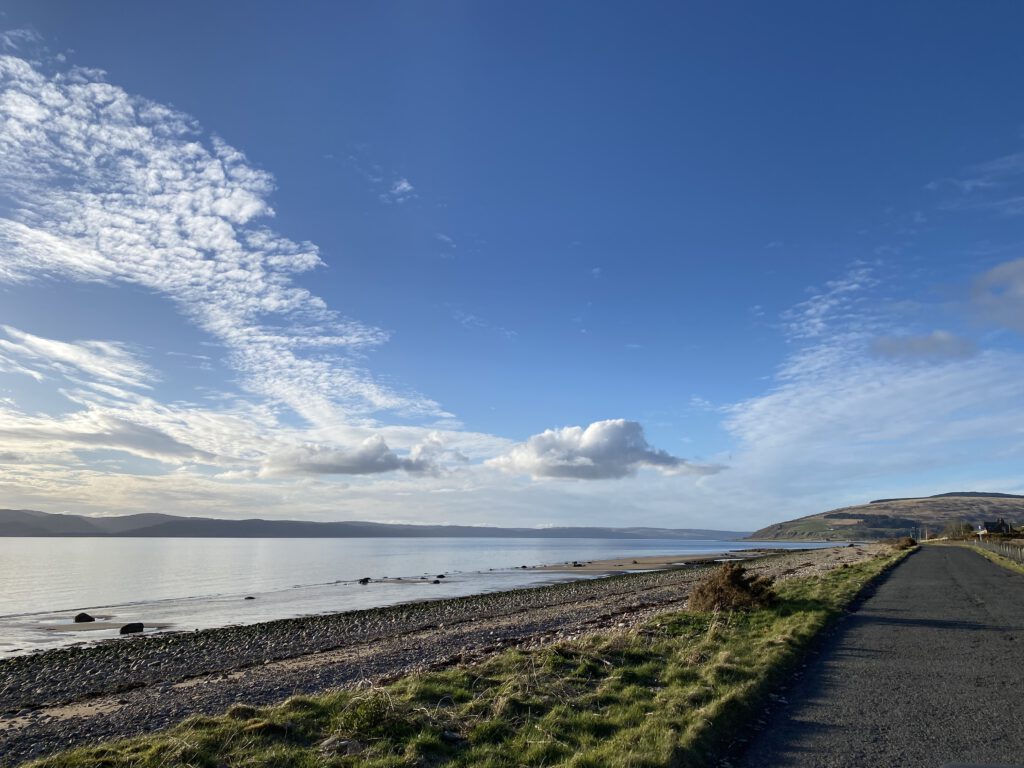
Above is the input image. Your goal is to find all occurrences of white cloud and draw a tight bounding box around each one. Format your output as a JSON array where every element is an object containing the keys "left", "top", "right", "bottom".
[
  {"left": 782, "top": 263, "right": 878, "bottom": 341},
  {"left": 380, "top": 177, "right": 416, "bottom": 204},
  {"left": 488, "top": 419, "right": 721, "bottom": 480},
  {"left": 0, "top": 325, "right": 154, "bottom": 388},
  {"left": 0, "top": 54, "right": 442, "bottom": 429},
  {"left": 713, "top": 265, "right": 1024, "bottom": 513},
  {"left": 0, "top": 322, "right": 509, "bottom": 486},
  {"left": 0, "top": 407, "right": 215, "bottom": 464}
]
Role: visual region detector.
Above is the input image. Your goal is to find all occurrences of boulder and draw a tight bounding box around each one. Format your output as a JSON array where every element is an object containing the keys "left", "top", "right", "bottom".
[
  {"left": 358, "top": 577, "right": 371, "bottom": 585},
  {"left": 119, "top": 622, "right": 144, "bottom": 635},
  {"left": 244, "top": 596, "right": 255, "bottom": 600},
  {"left": 74, "top": 612, "right": 95, "bottom": 623},
  {"left": 432, "top": 579, "right": 441, "bottom": 584}
]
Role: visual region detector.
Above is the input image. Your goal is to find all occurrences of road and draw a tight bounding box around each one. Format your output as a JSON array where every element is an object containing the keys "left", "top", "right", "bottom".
[{"left": 736, "top": 546, "right": 1024, "bottom": 768}]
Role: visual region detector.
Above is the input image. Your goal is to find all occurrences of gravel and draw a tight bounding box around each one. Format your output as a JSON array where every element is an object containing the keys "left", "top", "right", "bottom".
[{"left": 0, "top": 545, "right": 873, "bottom": 766}]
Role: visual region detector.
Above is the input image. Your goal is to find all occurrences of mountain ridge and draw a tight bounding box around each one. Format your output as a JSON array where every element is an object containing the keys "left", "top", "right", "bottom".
[{"left": 0, "top": 508, "right": 747, "bottom": 540}]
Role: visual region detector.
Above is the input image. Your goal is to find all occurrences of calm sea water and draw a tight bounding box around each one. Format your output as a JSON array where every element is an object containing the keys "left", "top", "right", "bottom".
[{"left": 0, "top": 537, "right": 828, "bottom": 656}]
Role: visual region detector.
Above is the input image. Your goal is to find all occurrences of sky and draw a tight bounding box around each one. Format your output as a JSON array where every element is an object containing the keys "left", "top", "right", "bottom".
[{"left": 1, "top": 2, "right": 1024, "bottom": 531}]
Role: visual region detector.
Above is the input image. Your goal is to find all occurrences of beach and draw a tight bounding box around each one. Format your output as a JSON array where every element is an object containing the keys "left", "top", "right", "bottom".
[{"left": 0, "top": 543, "right": 876, "bottom": 766}]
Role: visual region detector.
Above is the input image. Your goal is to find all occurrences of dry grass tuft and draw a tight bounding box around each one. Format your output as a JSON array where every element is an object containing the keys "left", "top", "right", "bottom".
[{"left": 688, "top": 563, "right": 776, "bottom": 612}]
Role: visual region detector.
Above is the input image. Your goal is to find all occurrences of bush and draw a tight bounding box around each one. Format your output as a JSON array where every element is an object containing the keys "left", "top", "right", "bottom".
[
  {"left": 689, "top": 563, "right": 776, "bottom": 612},
  {"left": 886, "top": 536, "right": 917, "bottom": 550}
]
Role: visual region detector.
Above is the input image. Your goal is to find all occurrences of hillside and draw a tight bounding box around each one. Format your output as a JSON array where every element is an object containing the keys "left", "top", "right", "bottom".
[
  {"left": 748, "top": 492, "right": 1024, "bottom": 541},
  {"left": 0, "top": 508, "right": 746, "bottom": 540}
]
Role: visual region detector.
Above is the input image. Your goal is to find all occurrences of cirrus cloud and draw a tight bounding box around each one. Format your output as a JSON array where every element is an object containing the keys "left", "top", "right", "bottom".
[{"left": 0, "top": 53, "right": 442, "bottom": 428}]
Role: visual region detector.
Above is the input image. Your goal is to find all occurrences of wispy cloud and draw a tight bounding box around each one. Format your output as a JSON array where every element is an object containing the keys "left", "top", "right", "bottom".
[
  {"left": 929, "top": 148, "right": 1024, "bottom": 216},
  {"left": 0, "top": 324, "right": 506, "bottom": 483},
  {"left": 781, "top": 263, "right": 878, "bottom": 341},
  {"left": 380, "top": 177, "right": 416, "bottom": 204},
  {"left": 714, "top": 264, "right": 1024, "bottom": 510},
  {"left": 0, "top": 325, "right": 154, "bottom": 388},
  {"left": 450, "top": 308, "right": 517, "bottom": 340}
]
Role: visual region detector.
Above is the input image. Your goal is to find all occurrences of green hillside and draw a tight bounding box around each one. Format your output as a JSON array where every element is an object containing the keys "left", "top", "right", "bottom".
[{"left": 748, "top": 492, "right": 1024, "bottom": 541}]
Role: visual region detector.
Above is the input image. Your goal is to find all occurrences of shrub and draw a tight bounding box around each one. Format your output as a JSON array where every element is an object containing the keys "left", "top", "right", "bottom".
[
  {"left": 885, "top": 536, "right": 917, "bottom": 551},
  {"left": 688, "top": 563, "right": 776, "bottom": 612}
]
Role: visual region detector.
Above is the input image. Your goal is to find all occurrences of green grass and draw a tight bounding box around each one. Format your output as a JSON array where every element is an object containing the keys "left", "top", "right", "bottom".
[{"left": 28, "top": 551, "right": 907, "bottom": 768}]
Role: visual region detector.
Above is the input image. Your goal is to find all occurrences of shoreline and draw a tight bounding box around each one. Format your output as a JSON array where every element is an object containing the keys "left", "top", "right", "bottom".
[
  {"left": 2, "top": 542, "right": 828, "bottom": 657},
  {"left": 537, "top": 548, "right": 782, "bottom": 572},
  {"left": 0, "top": 543, "right": 874, "bottom": 766}
]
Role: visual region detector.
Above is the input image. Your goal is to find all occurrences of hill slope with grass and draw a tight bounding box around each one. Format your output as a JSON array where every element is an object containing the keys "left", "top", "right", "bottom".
[{"left": 748, "top": 492, "right": 1024, "bottom": 541}]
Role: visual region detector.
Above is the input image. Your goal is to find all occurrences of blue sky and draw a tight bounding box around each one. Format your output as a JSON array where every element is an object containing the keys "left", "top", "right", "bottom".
[{"left": 1, "top": 2, "right": 1024, "bottom": 530}]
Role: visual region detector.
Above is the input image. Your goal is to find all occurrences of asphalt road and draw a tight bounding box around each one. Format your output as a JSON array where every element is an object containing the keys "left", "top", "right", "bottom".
[{"left": 735, "top": 546, "right": 1024, "bottom": 768}]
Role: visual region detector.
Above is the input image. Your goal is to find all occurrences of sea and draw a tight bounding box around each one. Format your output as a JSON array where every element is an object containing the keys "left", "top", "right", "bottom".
[{"left": 0, "top": 537, "right": 829, "bottom": 657}]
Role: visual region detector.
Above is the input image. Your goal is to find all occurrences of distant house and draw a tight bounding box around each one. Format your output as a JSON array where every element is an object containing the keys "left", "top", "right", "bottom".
[{"left": 978, "top": 518, "right": 1014, "bottom": 535}]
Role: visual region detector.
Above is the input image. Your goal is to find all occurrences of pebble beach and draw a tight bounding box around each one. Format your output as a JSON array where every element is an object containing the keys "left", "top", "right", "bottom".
[{"left": 0, "top": 544, "right": 876, "bottom": 766}]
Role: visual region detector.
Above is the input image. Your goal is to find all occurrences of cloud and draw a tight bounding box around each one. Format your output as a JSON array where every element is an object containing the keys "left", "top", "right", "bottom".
[
  {"left": 261, "top": 434, "right": 435, "bottom": 476},
  {"left": 380, "top": 177, "right": 416, "bottom": 204},
  {"left": 972, "top": 257, "right": 1024, "bottom": 332},
  {"left": 929, "top": 149, "right": 1024, "bottom": 216},
  {"left": 450, "top": 308, "right": 517, "bottom": 340},
  {"left": 0, "top": 408, "right": 215, "bottom": 464},
  {"left": 870, "top": 331, "right": 976, "bottom": 361},
  {"left": 715, "top": 264, "right": 1024, "bottom": 510},
  {"left": 488, "top": 419, "right": 721, "bottom": 480},
  {"left": 782, "top": 264, "right": 878, "bottom": 341},
  {"left": 0, "top": 322, "right": 507, "bottom": 480},
  {"left": 0, "top": 325, "right": 154, "bottom": 388},
  {"left": 0, "top": 53, "right": 442, "bottom": 427},
  {"left": 0, "top": 29, "right": 42, "bottom": 52}
]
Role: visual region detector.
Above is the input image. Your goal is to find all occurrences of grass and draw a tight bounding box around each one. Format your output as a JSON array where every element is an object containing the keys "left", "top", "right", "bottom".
[
  {"left": 28, "top": 551, "right": 907, "bottom": 768},
  {"left": 961, "top": 543, "right": 1024, "bottom": 576}
]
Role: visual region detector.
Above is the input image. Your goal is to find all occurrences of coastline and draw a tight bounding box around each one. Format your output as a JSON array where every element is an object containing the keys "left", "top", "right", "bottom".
[
  {"left": 537, "top": 548, "right": 783, "bottom": 572},
  {"left": 0, "top": 543, "right": 874, "bottom": 766},
  {"left": 1, "top": 540, "right": 830, "bottom": 658}
]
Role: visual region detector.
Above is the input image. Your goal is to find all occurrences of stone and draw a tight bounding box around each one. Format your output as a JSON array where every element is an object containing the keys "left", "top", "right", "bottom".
[
  {"left": 74, "top": 612, "right": 95, "bottom": 623},
  {"left": 244, "top": 596, "right": 255, "bottom": 600},
  {"left": 119, "top": 622, "right": 144, "bottom": 635},
  {"left": 358, "top": 577, "right": 371, "bottom": 585}
]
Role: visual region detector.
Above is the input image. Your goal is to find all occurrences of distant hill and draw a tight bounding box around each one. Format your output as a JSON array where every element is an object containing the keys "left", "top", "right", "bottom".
[
  {"left": 748, "top": 492, "right": 1024, "bottom": 541},
  {"left": 0, "top": 508, "right": 747, "bottom": 540}
]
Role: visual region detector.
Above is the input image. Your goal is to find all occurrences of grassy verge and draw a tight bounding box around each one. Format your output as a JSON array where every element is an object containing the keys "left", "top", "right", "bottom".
[
  {"left": 28, "top": 550, "right": 908, "bottom": 768},
  {"left": 960, "top": 543, "right": 1024, "bottom": 576}
]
